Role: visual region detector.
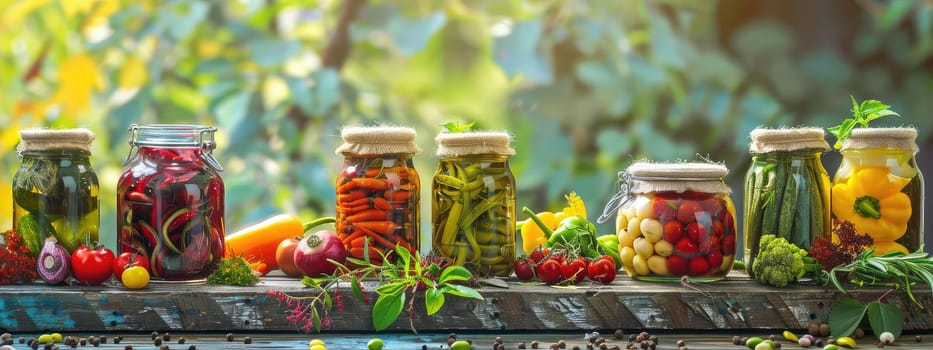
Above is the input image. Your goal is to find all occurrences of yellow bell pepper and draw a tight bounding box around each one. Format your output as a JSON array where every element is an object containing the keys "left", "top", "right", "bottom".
[
  {"left": 520, "top": 211, "right": 558, "bottom": 255},
  {"left": 832, "top": 166, "right": 912, "bottom": 255}
]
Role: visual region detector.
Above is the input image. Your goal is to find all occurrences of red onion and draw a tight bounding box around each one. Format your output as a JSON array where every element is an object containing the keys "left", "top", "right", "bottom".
[
  {"left": 37, "top": 237, "right": 70, "bottom": 285},
  {"left": 293, "top": 230, "right": 347, "bottom": 277}
]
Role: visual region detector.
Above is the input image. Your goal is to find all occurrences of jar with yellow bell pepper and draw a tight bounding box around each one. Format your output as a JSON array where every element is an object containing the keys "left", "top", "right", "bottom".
[
  {"left": 432, "top": 131, "right": 515, "bottom": 277},
  {"left": 599, "top": 161, "right": 737, "bottom": 282},
  {"left": 832, "top": 127, "right": 923, "bottom": 256}
]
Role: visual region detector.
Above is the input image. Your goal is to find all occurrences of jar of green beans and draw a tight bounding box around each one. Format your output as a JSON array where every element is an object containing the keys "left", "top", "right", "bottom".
[
  {"left": 432, "top": 131, "right": 516, "bottom": 277},
  {"left": 743, "top": 127, "right": 831, "bottom": 277}
]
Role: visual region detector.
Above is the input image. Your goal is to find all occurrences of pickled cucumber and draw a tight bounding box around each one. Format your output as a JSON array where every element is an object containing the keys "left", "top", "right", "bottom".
[{"left": 17, "top": 213, "right": 56, "bottom": 257}]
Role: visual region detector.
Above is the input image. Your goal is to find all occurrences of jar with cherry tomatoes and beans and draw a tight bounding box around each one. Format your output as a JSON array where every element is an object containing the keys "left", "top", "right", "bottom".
[
  {"left": 116, "top": 124, "right": 225, "bottom": 281},
  {"left": 335, "top": 126, "right": 421, "bottom": 265},
  {"left": 599, "top": 162, "right": 737, "bottom": 282}
]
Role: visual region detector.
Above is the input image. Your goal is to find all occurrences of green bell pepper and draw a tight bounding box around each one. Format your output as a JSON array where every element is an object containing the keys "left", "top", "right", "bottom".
[{"left": 545, "top": 215, "right": 599, "bottom": 259}]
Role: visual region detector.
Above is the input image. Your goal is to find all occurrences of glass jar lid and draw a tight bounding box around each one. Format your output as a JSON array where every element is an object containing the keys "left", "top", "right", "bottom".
[
  {"left": 749, "top": 127, "right": 829, "bottom": 153},
  {"left": 125, "top": 124, "right": 223, "bottom": 171},
  {"left": 598, "top": 161, "right": 730, "bottom": 223},
  {"left": 435, "top": 131, "right": 515, "bottom": 157},
  {"left": 841, "top": 127, "right": 918, "bottom": 152},
  {"left": 17, "top": 128, "right": 95, "bottom": 154},
  {"left": 336, "top": 125, "right": 421, "bottom": 156}
]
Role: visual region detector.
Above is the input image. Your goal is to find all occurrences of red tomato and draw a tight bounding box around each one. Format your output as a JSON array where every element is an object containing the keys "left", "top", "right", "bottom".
[
  {"left": 667, "top": 255, "right": 688, "bottom": 276},
  {"left": 663, "top": 221, "right": 684, "bottom": 243},
  {"left": 560, "top": 257, "right": 588, "bottom": 284},
  {"left": 686, "top": 222, "right": 707, "bottom": 243},
  {"left": 528, "top": 247, "right": 550, "bottom": 265},
  {"left": 587, "top": 256, "right": 616, "bottom": 284},
  {"left": 534, "top": 258, "right": 562, "bottom": 284},
  {"left": 688, "top": 256, "right": 710, "bottom": 276},
  {"left": 722, "top": 235, "right": 736, "bottom": 255},
  {"left": 513, "top": 257, "right": 535, "bottom": 281},
  {"left": 275, "top": 237, "right": 302, "bottom": 277},
  {"left": 652, "top": 198, "right": 677, "bottom": 222},
  {"left": 72, "top": 244, "right": 116, "bottom": 285},
  {"left": 113, "top": 251, "right": 150, "bottom": 283},
  {"left": 676, "top": 200, "right": 703, "bottom": 224}
]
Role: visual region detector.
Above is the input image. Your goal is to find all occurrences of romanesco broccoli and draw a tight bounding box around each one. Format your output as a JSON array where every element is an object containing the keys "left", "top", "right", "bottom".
[{"left": 752, "top": 234, "right": 821, "bottom": 287}]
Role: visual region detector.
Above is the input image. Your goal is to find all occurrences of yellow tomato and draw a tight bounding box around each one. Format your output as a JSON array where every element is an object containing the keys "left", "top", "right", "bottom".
[
  {"left": 121, "top": 266, "right": 150, "bottom": 289},
  {"left": 309, "top": 339, "right": 325, "bottom": 346}
]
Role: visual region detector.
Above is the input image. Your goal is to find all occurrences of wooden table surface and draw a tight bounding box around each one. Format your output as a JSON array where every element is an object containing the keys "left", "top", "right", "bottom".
[{"left": 0, "top": 272, "right": 930, "bottom": 335}]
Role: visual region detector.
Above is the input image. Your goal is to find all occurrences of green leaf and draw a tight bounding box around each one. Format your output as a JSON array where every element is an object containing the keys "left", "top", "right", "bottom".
[
  {"left": 376, "top": 281, "right": 407, "bottom": 295},
  {"left": 425, "top": 287, "right": 445, "bottom": 315},
  {"left": 395, "top": 243, "right": 412, "bottom": 277},
  {"left": 829, "top": 298, "right": 868, "bottom": 338},
  {"left": 311, "top": 307, "right": 321, "bottom": 332},
  {"left": 868, "top": 301, "right": 904, "bottom": 339},
  {"left": 443, "top": 284, "right": 484, "bottom": 300},
  {"left": 441, "top": 121, "right": 475, "bottom": 133},
  {"left": 372, "top": 291, "right": 405, "bottom": 331},
  {"left": 213, "top": 90, "right": 252, "bottom": 132},
  {"left": 438, "top": 266, "right": 473, "bottom": 284},
  {"left": 493, "top": 20, "right": 552, "bottom": 83},
  {"left": 478, "top": 278, "right": 509, "bottom": 289},
  {"left": 351, "top": 276, "right": 365, "bottom": 303}
]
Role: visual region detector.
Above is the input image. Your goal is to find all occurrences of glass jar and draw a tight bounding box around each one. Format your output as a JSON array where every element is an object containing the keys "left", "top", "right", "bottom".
[
  {"left": 335, "top": 126, "right": 421, "bottom": 264},
  {"left": 743, "top": 128, "right": 831, "bottom": 276},
  {"left": 116, "top": 124, "right": 225, "bottom": 281},
  {"left": 432, "top": 132, "right": 516, "bottom": 277},
  {"left": 832, "top": 127, "right": 924, "bottom": 256},
  {"left": 13, "top": 128, "right": 99, "bottom": 256},
  {"left": 599, "top": 162, "right": 736, "bottom": 282}
]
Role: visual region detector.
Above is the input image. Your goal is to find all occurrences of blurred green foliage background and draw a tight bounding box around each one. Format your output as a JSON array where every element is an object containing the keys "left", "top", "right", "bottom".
[{"left": 2, "top": 0, "right": 931, "bottom": 253}]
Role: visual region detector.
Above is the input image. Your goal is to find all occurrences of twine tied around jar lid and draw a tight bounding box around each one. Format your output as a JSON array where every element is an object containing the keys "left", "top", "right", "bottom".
[
  {"left": 17, "top": 128, "right": 95, "bottom": 155},
  {"left": 336, "top": 125, "right": 421, "bottom": 156},
  {"left": 749, "top": 127, "right": 830, "bottom": 154},
  {"left": 597, "top": 161, "right": 730, "bottom": 224},
  {"left": 435, "top": 131, "right": 515, "bottom": 157},
  {"left": 841, "top": 127, "right": 918, "bottom": 152}
]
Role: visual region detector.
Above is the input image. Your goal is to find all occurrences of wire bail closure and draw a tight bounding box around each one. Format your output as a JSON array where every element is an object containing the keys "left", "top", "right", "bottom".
[{"left": 597, "top": 171, "right": 634, "bottom": 224}]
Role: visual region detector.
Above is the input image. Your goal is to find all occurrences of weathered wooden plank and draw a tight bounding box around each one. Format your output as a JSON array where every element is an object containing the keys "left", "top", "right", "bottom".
[{"left": 0, "top": 275, "right": 931, "bottom": 333}]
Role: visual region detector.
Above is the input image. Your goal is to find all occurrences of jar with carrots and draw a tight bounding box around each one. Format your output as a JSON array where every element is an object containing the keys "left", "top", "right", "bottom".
[
  {"left": 335, "top": 126, "right": 421, "bottom": 264},
  {"left": 116, "top": 124, "right": 225, "bottom": 281},
  {"left": 432, "top": 131, "right": 516, "bottom": 277}
]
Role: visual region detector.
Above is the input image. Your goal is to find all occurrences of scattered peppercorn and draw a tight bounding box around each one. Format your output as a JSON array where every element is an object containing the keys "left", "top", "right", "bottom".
[
  {"left": 244, "top": 337, "right": 252, "bottom": 344},
  {"left": 178, "top": 337, "right": 186, "bottom": 344},
  {"left": 225, "top": 333, "right": 234, "bottom": 342}
]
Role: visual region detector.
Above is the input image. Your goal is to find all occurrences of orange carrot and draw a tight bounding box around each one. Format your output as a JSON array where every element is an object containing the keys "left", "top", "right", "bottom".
[
  {"left": 342, "top": 229, "right": 367, "bottom": 245},
  {"left": 384, "top": 190, "right": 411, "bottom": 201},
  {"left": 224, "top": 214, "right": 334, "bottom": 271},
  {"left": 337, "top": 189, "right": 368, "bottom": 202},
  {"left": 350, "top": 247, "right": 384, "bottom": 262},
  {"left": 356, "top": 226, "right": 401, "bottom": 251},
  {"left": 346, "top": 209, "right": 390, "bottom": 222},
  {"left": 352, "top": 220, "right": 397, "bottom": 235},
  {"left": 338, "top": 177, "right": 388, "bottom": 193}
]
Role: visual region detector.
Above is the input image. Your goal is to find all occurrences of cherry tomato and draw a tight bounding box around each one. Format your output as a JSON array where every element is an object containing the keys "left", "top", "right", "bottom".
[
  {"left": 121, "top": 265, "right": 150, "bottom": 289},
  {"left": 527, "top": 247, "right": 550, "bottom": 265},
  {"left": 513, "top": 257, "right": 535, "bottom": 281},
  {"left": 560, "top": 257, "right": 588, "bottom": 284},
  {"left": 587, "top": 256, "right": 617, "bottom": 284},
  {"left": 534, "top": 258, "right": 562, "bottom": 284},
  {"left": 275, "top": 236, "right": 303, "bottom": 277},
  {"left": 676, "top": 200, "right": 703, "bottom": 224},
  {"left": 113, "top": 251, "right": 150, "bottom": 283},
  {"left": 71, "top": 244, "right": 115, "bottom": 285}
]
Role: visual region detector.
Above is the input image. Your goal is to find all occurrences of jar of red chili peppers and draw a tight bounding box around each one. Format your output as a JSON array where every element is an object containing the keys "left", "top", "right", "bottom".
[
  {"left": 335, "top": 126, "right": 421, "bottom": 265},
  {"left": 599, "top": 161, "right": 736, "bottom": 282},
  {"left": 116, "top": 124, "right": 225, "bottom": 281},
  {"left": 432, "top": 131, "right": 516, "bottom": 277}
]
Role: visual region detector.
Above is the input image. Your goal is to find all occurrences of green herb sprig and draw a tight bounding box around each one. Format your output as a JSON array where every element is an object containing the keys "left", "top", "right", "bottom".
[
  {"left": 828, "top": 96, "right": 900, "bottom": 149},
  {"left": 441, "top": 121, "right": 475, "bottom": 133},
  {"left": 823, "top": 247, "right": 933, "bottom": 340},
  {"left": 206, "top": 256, "right": 260, "bottom": 286}
]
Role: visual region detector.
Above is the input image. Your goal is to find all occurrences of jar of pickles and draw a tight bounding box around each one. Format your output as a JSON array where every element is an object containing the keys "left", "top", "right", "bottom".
[
  {"left": 600, "top": 162, "right": 736, "bottom": 282},
  {"left": 832, "top": 127, "right": 924, "bottom": 256},
  {"left": 335, "top": 126, "right": 421, "bottom": 264},
  {"left": 432, "top": 131, "right": 516, "bottom": 277},
  {"left": 13, "top": 128, "right": 99, "bottom": 256},
  {"left": 116, "top": 124, "right": 225, "bottom": 281},
  {"left": 744, "top": 128, "right": 831, "bottom": 276}
]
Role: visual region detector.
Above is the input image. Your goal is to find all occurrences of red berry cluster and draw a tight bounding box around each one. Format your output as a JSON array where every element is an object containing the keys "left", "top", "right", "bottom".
[
  {"left": 513, "top": 248, "right": 617, "bottom": 285},
  {"left": 0, "top": 230, "right": 38, "bottom": 284},
  {"left": 808, "top": 220, "right": 874, "bottom": 270}
]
